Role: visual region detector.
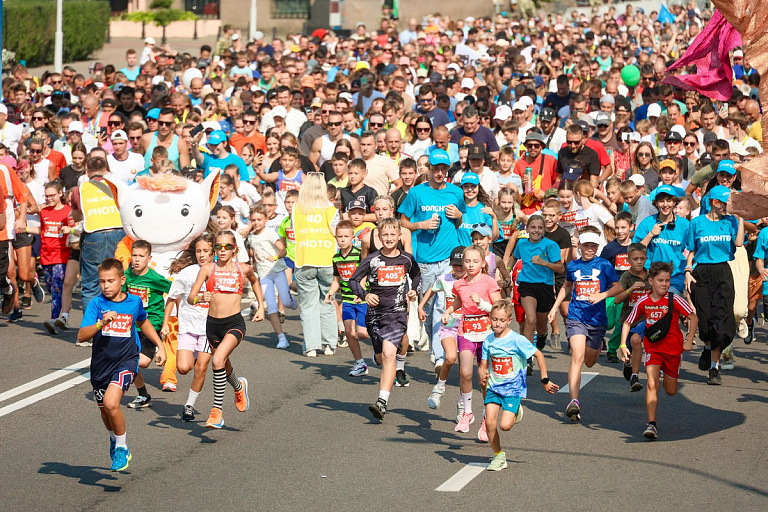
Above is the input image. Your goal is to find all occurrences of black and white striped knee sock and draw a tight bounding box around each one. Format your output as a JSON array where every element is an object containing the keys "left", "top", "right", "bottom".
[
  {"left": 213, "top": 368, "right": 226, "bottom": 410},
  {"left": 226, "top": 370, "right": 242, "bottom": 391}
]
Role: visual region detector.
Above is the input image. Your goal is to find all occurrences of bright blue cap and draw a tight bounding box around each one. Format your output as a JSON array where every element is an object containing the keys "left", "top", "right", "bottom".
[
  {"left": 709, "top": 185, "right": 731, "bottom": 203},
  {"left": 651, "top": 184, "right": 682, "bottom": 201},
  {"left": 461, "top": 172, "right": 480, "bottom": 186},
  {"left": 718, "top": 159, "right": 736, "bottom": 175},
  {"left": 428, "top": 149, "right": 451, "bottom": 166},
  {"left": 207, "top": 130, "right": 228, "bottom": 146},
  {"left": 145, "top": 108, "right": 161, "bottom": 120}
]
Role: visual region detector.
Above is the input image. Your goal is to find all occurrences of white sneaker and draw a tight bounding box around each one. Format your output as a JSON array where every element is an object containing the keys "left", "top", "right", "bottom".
[
  {"left": 75, "top": 340, "right": 92, "bottom": 347},
  {"left": 304, "top": 350, "right": 317, "bottom": 358},
  {"left": 323, "top": 345, "right": 335, "bottom": 356},
  {"left": 349, "top": 361, "right": 369, "bottom": 377},
  {"left": 721, "top": 356, "right": 735, "bottom": 371},
  {"left": 427, "top": 385, "right": 444, "bottom": 409},
  {"left": 456, "top": 398, "right": 465, "bottom": 423},
  {"left": 43, "top": 320, "right": 57, "bottom": 334},
  {"left": 737, "top": 318, "right": 749, "bottom": 339},
  {"left": 276, "top": 336, "right": 289, "bottom": 349}
]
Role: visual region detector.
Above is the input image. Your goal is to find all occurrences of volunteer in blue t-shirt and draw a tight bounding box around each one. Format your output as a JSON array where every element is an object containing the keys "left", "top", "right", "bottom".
[
  {"left": 399, "top": 149, "right": 466, "bottom": 368},
  {"left": 191, "top": 129, "right": 249, "bottom": 181},
  {"left": 634, "top": 184, "right": 690, "bottom": 293},
  {"left": 685, "top": 185, "right": 744, "bottom": 384}
]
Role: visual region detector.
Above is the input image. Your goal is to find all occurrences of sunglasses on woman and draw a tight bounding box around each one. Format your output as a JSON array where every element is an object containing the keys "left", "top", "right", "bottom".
[{"left": 214, "top": 243, "right": 234, "bottom": 251}]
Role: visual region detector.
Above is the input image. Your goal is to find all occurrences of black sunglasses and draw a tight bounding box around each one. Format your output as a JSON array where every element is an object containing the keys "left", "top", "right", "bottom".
[{"left": 157, "top": 120, "right": 174, "bottom": 127}]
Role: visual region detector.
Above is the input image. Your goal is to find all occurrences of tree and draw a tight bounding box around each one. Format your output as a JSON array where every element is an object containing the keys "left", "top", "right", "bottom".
[{"left": 125, "top": 0, "right": 197, "bottom": 45}]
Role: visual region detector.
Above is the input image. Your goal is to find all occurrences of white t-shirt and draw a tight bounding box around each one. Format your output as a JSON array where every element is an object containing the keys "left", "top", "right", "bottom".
[
  {"left": 267, "top": 212, "right": 286, "bottom": 232},
  {"left": 167, "top": 264, "right": 208, "bottom": 335},
  {"left": 25, "top": 180, "right": 45, "bottom": 227},
  {"left": 220, "top": 196, "right": 251, "bottom": 226},
  {"left": 237, "top": 181, "right": 261, "bottom": 206},
  {"left": 574, "top": 203, "right": 614, "bottom": 251},
  {"left": 108, "top": 152, "right": 146, "bottom": 184},
  {"left": 363, "top": 154, "right": 399, "bottom": 196},
  {"left": 247, "top": 229, "right": 287, "bottom": 278},
  {"left": 0, "top": 121, "right": 23, "bottom": 155}
]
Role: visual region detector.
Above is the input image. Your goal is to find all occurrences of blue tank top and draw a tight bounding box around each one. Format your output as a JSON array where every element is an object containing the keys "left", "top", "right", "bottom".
[{"left": 143, "top": 132, "right": 181, "bottom": 170}]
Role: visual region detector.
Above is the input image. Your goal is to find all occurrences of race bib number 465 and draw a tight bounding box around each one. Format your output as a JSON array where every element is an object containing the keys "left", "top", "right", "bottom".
[
  {"left": 102, "top": 313, "right": 133, "bottom": 337},
  {"left": 377, "top": 265, "right": 405, "bottom": 286}
]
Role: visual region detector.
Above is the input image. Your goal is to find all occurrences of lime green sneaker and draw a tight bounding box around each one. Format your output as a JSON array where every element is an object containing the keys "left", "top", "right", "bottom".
[
  {"left": 487, "top": 452, "right": 508, "bottom": 471},
  {"left": 515, "top": 404, "right": 524, "bottom": 425}
]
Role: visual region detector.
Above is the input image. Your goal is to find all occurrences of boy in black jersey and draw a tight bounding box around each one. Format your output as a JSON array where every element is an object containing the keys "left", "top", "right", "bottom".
[{"left": 349, "top": 218, "right": 421, "bottom": 420}]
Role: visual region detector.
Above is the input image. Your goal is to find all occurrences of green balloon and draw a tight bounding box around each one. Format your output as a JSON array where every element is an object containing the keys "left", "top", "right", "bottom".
[{"left": 621, "top": 65, "right": 641, "bottom": 87}]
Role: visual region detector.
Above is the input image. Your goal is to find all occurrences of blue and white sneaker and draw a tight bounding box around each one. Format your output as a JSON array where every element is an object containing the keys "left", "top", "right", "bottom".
[
  {"left": 32, "top": 279, "right": 45, "bottom": 303},
  {"left": 111, "top": 446, "right": 132, "bottom": 471}
]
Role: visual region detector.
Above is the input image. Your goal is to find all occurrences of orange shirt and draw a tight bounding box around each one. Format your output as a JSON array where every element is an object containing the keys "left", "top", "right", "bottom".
[
  {"left": 230, "top": 131, "right": 267, "bottom": 156},
  {"left": 47, "top": 149, "right": 67, "bottom": 175},
  {"left": 513, "top": 153, "right": 557, "bottom": 214},
  {"left": 0, "top": 164, "right": 31, "bottom": 241}
]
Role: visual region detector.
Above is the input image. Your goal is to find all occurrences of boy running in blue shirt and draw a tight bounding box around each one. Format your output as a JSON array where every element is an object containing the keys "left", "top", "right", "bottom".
[
  {"left": 479, "top": 299, "right": 559, "bottom": 470},
  {"left": 549, "top": 226, "right": 622, "bottom": 422},
  {"left": 78, "top": 258, "right": 167, "bottom": 472}
]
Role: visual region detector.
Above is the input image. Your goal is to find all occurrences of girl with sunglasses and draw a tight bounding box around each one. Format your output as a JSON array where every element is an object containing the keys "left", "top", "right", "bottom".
[{"left": 188, "top": 230, "right": 265, "bottom": 429}]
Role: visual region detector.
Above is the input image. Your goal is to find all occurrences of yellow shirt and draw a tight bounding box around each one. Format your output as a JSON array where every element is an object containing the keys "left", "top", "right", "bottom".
[
  {"left": 293, "top": 204, "right": 339, "bottom": 268},
  {"left": 79, "top": 180, "right": 122, "bottom": 233},
  {"left": 749, "top": 120, "right": 763, "bottom": 143}
]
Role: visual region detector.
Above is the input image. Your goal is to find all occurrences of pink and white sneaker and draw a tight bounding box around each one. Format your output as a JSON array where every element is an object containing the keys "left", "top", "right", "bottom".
[
  {"left": 455, "top": 412, "right": 475, "bottom": 433},
  {"left": 477, "top": 418, "right": 489, "bottom": 442}
]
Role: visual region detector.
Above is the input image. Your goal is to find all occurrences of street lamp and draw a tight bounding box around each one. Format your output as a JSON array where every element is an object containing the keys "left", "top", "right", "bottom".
[{"left": 55, "top": 0, "right": 64, "bottom": 72}]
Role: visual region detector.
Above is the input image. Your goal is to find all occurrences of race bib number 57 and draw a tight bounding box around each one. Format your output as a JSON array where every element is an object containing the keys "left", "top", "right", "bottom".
[
  {"left": 490, "top": 356, "right": 514, "bottom": 376},
  {"left": 102, "top": 313, "right": 133, "bottom": 337}
]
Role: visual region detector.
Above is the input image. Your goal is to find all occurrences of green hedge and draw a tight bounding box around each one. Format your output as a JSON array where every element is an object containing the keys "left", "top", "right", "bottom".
[{"left": 3, "top": 1, "right": 110, "bottom": 68}]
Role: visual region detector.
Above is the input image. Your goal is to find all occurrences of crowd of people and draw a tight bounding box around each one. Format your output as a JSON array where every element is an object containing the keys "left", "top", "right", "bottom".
[{"left": 1, "top": 2, "right": 764, "bottom": 473}]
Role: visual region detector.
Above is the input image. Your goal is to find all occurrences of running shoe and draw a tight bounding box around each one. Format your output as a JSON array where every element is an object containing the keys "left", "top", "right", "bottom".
[
  {"left": 349, "top": 361, "right": 368, "bottom": 377},
  {"left": 162, "top": 382, "right": 177, "bottom": 392},
  {"left": 744, "top": 323, "right": 755, "bottom": 344},
  {"left": 456, "top": 399, "right": 465, "bottom": 423},
  {"left": 111, "top": 446, "right": 132, "bottom": 472},
  {"left": 75, "top": 340, "right": 92, "bottom": 347},
  {"left": 455, "top": 412, "right": 475, "bottom": 433},
  {"left": 551, "top": 332, "right": 561, "bottom": 349},
  {"left": 20, "top": 296, "right": 32, "bottom": 310},
  {"left": 7, "top": 308, "right": 22, "bottom": 322},
  {"left": 337, "top": 331, "right": 348, "bottom": 348},
  {"left": 234, "top": 377, "right": 249, "bottom": 412},
  {"left": 607, "top": 354, "right": 620, "bottom": 363},
  {"left": 434, "top": 359, "right": 443, "bottom": 379},
  {"left": 205, "top": 408, "right": 224, "bottom": 428},
  {"left": 323, "top": 345, "right": 335, "bottom": 356},
  {"left": 643, "top": 423, "right": 658, "bottom": 440},
  {"left": 181, "top": 405, "right": 195, "bottom": 422},
  {"left": 623, "top": 362, "right": 632, "bottom": 381},
  {"left": 109, "top": 437, "right": 116, "bottom": 461},
  {"left": 276, "top": 335, "right": 290, "bottom": 349},
  {"left": 54, "top": 315, "right": 70, "bottom": 330},
  {"left": 721, "top": 356, "right": 734, "bottom": 371},
  {"left": 127, "top": 395, "right": 152, "bottom": 409},
  {"left": 536, "top": 334, "right": 547, "bottom": 351},
  {"left": 516, "top": 404, "right": 524, "bottom": 425},
  {"left": 477, "top": 418, "right": 489, "bottom": 442},
  {"left": 427, "top": 385, "right": 444, "bottom": 409},
  {"left": 565, "top": 399, "right": 581, "bottom": 422},
  {"left": 630, "top": 375, "right": 643, "bottom": 392},
  {"left": 698, "top": 348, "right": 711, "bottom": 371},
  {"left": 32, "top": 279, "right": 45, "bottom": 303},
  {"left": 305, "top": 350, "right": 317, "bottom": 358},
  {"left": 707, "top": 368, "right": 722, "bottom": 386},
  {"left": 395, "top": 369, "right": 410, "bottom": 387},
  {"left": 43, "top": 320, "right": 57, "bottom": 334},
  {"left": 487, "top": 451, "right": 507, "bottom": 471},
  {"left": 369, "top": 398, "right": 387, "bottom": 420},
  {"left": 737, "top": 318, "right": 749, "bottom": 339},
  {"left": 278, "top": 311, "right": 285, "bottom": 324}
]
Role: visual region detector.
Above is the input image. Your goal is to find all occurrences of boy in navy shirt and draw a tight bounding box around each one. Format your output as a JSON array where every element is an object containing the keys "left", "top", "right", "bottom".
[
  {"left": 601, "top": 211, "right": 634, "bottom": 362},
  {"left": 78, "top": 258, "right": 166, "bottom": 472},
  {"left": 549, "top": 226, "right": 622, "bottom": 422}
]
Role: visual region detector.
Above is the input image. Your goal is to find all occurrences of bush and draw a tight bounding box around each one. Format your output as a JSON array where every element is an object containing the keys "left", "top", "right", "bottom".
[{"left": 3, "top": 1, "right": 110, "bottom": 68}]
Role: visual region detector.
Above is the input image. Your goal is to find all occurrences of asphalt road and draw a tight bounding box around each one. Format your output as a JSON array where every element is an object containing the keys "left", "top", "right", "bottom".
[{"left": 2, "top": 297, "right": 768, "bottom": 511}]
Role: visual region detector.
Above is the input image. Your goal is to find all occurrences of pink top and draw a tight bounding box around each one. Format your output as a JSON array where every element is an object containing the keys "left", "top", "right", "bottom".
[{"left": 453, "top": 274, "right": 501, "bottom": 341}]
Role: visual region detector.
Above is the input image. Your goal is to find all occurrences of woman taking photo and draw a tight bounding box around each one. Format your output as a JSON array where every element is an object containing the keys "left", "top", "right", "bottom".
[
  {"left": 404, "top": 115, "right": 433, "bottom": 160},
  {"left": 293, "top": 173, "right": 340, "bottom": 357}
]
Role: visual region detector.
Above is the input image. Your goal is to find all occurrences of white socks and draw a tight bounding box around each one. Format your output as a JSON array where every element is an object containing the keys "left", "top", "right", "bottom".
[
  {"left": 462, "top": 392, "right": 473, "bottom": 416},
  {"left": 378, "top": 390, "right": 391, "bottom": 402},
  {"left": 186, "top": 389, "right": 200, "bottom": 408},
  {"left": 436, "top": 379, "right": 446, "bottom": 390},
  {"left": 115, "top": 433, "right": 127, "bottom": 449},
  {"left": 396, "top": 354, "right": 406, "bottom": 371}
]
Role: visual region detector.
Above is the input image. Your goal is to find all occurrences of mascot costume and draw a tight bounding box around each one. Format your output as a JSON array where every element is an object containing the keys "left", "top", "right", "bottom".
[{"left": 106, "top": 172, "right": 220, "bottom": 389}]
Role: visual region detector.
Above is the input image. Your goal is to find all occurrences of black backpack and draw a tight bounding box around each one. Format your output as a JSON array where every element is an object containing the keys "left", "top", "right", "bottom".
[{"left": 644, "top": 292, "right": 674, "bottom": 344}]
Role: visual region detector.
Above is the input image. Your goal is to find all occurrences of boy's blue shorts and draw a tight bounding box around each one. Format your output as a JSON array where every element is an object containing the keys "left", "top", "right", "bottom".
[
  {"left": 484, "top": 388, "right": 522, "bottom": 413},
  {"left": 342, "top": 302, "right": 367, "bottom": 327}
]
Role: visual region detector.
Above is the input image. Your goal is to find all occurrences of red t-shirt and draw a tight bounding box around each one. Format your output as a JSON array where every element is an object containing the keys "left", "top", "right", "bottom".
[
  {"left": 39, "top": 205, "right": 74, "bottom": 265},
  {"left": 513, "top": 153, "right": 557, "bottom": 214},
  {"left": 626, "top": 293, "right": 693, "bottom": 355}
]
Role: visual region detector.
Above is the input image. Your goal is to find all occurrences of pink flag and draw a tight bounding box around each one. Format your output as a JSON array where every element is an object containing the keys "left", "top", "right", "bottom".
[{"left": 663, "top": 10, "right": 742, "bottom": 101}]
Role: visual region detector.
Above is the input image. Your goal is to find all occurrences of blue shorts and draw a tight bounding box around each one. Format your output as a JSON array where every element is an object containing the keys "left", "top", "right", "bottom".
[
  {"left": 284, "top": 257, "right": 295, "bottom": 271},
  {"left": 484, "top": 388, "right": 522, "bottom": 413},
  {"left": 342, "top": 302, "right": 367, "bottom": 327},
  {"left": 91, "top": 360, "right": 138, "bottom": 407},
  {"left": 565, "top": 318, "right": 607, "bottom": 350}
]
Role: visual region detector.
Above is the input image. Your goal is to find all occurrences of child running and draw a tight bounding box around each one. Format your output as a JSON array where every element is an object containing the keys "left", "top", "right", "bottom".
[
  {"left": 621, "top": 262, "right": 697, "bottom": 440},
  {"left": 548, "top": 226, "right": 622, "bottom": 422},
  {"left": 348, "top": 218, "right": 421, "bottom": 420},
  {"left": 188, "top": 230, "right": 266, "bottom": 429},
  {"left": 78, "top": 258, "right": 167, "bottom": 471},
  {"left": 442, "top": 244, "right": 503, "bottom": 440},
  {"left": 479, "top": 299, "right": 559, "bottom": 470}
]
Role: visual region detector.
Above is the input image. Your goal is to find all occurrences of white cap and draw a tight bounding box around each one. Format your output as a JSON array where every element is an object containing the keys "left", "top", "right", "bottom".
[
  {"left": 734, "top": 49, "right": 744, "bottom": 58},
  {"left": 68, "top": 120, "right": 84, "bottom": 133},
  {"left": 670, "top": 124, "right": 687, "bottom": 138},
  {"left": 231, "top": 33, "right": 240, "bottom": 41},
  {"left": 628, "top": 174, "right": 645, "bottom": 188},
  {"left": 110, "top": 130, "right": 128, "bottom": 141},
  {"left": 647, "top": 103, "right": 662, "bottom": 118},
  {"left": 271, "top": 105, "right": 287, "bottom": 118},
  {"left": 518, "top": 96, "right": 534, "bottom": 108},
  {"left": 461, "top": 78, "right": 475, "bottom": 90},
  {"left": 578, "top": 232, "right": 601, "bottom": 245},
  {"left": 512, "top": 101, "right": 526, "bottom": 112},
  {"left": 447, "top": 63, "right": 461, "bottom": 73},
  {"left": 338, "top": 92, "right": 354, "bottom": 102},
  {"left": 151, "top": 75, "right": 165, "bottom": 85},
  {"left": 493, "top": 105, "right": 513, "bottom": 121},
  {"left": 253, "top": 31, "right": 264, "bottom": 40},
  {"left": 145, "top": 37, "right": 156, "bottom": 45},
  {"left": 0, "top": 104, "right": 7, "bottom": 115}
]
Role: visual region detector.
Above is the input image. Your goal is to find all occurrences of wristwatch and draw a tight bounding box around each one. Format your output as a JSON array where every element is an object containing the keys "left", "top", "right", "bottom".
[{"left": 541, "top": 377, "right": 549, "bottom": 385}]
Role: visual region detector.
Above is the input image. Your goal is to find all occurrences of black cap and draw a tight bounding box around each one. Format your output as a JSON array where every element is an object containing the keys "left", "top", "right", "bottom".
[
  {"left": 703, "top": 132, "right": 718, "bottom": 144},
  {"left": 450, "top": 246, "right": 465, "bottom": 265},
  {"left": 540, "top": 107, "right": 557, "bottom": 122},
  {"left": 699, "top": 151, "right": 714, "bottom": 166},
  {"left": 665, "top": 131, "right": 683, "bottom": 142},
  {"left": 468, "top": 144, "right": 486, "bottom": 159}
]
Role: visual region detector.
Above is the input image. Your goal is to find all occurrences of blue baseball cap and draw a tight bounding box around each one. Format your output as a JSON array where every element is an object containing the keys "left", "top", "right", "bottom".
[
  {"left": 471, "top": 224, "right": 492, "bottom": 238},
  {"left": 347, "top": 198, "right": 367, "bottom": 211},
  {"left": 718, "top": 159, "right": 736, "bottom": 175},
  {"left": 428, "top": 149, "right": 451, "bottom": 166},
  {"left": 709, "top": 185, "right": 731, "bottom": 203},
  {"left": 207, "top": 130, "right": 228, "bottom": 146},
  {"left": 562, "top": 164, "right": 582, "bottom": 182},
  {"left": 145, "top": 108, "right": 161, "bottom": 120},
  {"left": 461, "top": 172, "right": 480, "bottom": 186},
  {"left": 651, "top": 184, "right": 683, "bottom": 202}
]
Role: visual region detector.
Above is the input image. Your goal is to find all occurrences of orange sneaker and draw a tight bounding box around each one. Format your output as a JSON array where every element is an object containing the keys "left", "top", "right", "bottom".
[
  {"left": 234, "top": 377, "right": 249, "bottom": 412},
  {"left": 205, "top": 408, "right": 223, "bottom": 429}
]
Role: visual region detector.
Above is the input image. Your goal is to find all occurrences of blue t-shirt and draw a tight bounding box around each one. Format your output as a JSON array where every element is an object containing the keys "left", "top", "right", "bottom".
[
  {"left": 566, "top": 257, "right": 619, "bottom": 326},
  {"left": 457, "top": 203, "right": 496, "bottom": 247},
  {"left": 513, "top": 237, "right": 562, "bottom": 285},
  {"left": 84, "top": 293, "right": 146, "bottom": 385},
  {"left": 398, "top": 182, "right": 467, "bottom": 264},
  {"left": 634, "top": 214, "right": 690, "bottom": 291},
  {"left": 120, "top": 67, "right": 140, "bottom": 81},
  {"left": 202, "top": 152, "right": 249, "bottom": 182},
  {"left": 482, "top": 330, "right": 537, "bottom": 398},
  {"left": 686, "top": 214, "right": 738, "bottom": 264},
  {"left": 751, "top": 227, "right": 768, "bottom": 294}
]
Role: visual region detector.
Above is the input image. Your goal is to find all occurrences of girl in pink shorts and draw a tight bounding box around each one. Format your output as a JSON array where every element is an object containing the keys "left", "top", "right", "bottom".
[{"left": 441, "top": 245, "right": 502, "bottom": 441}]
